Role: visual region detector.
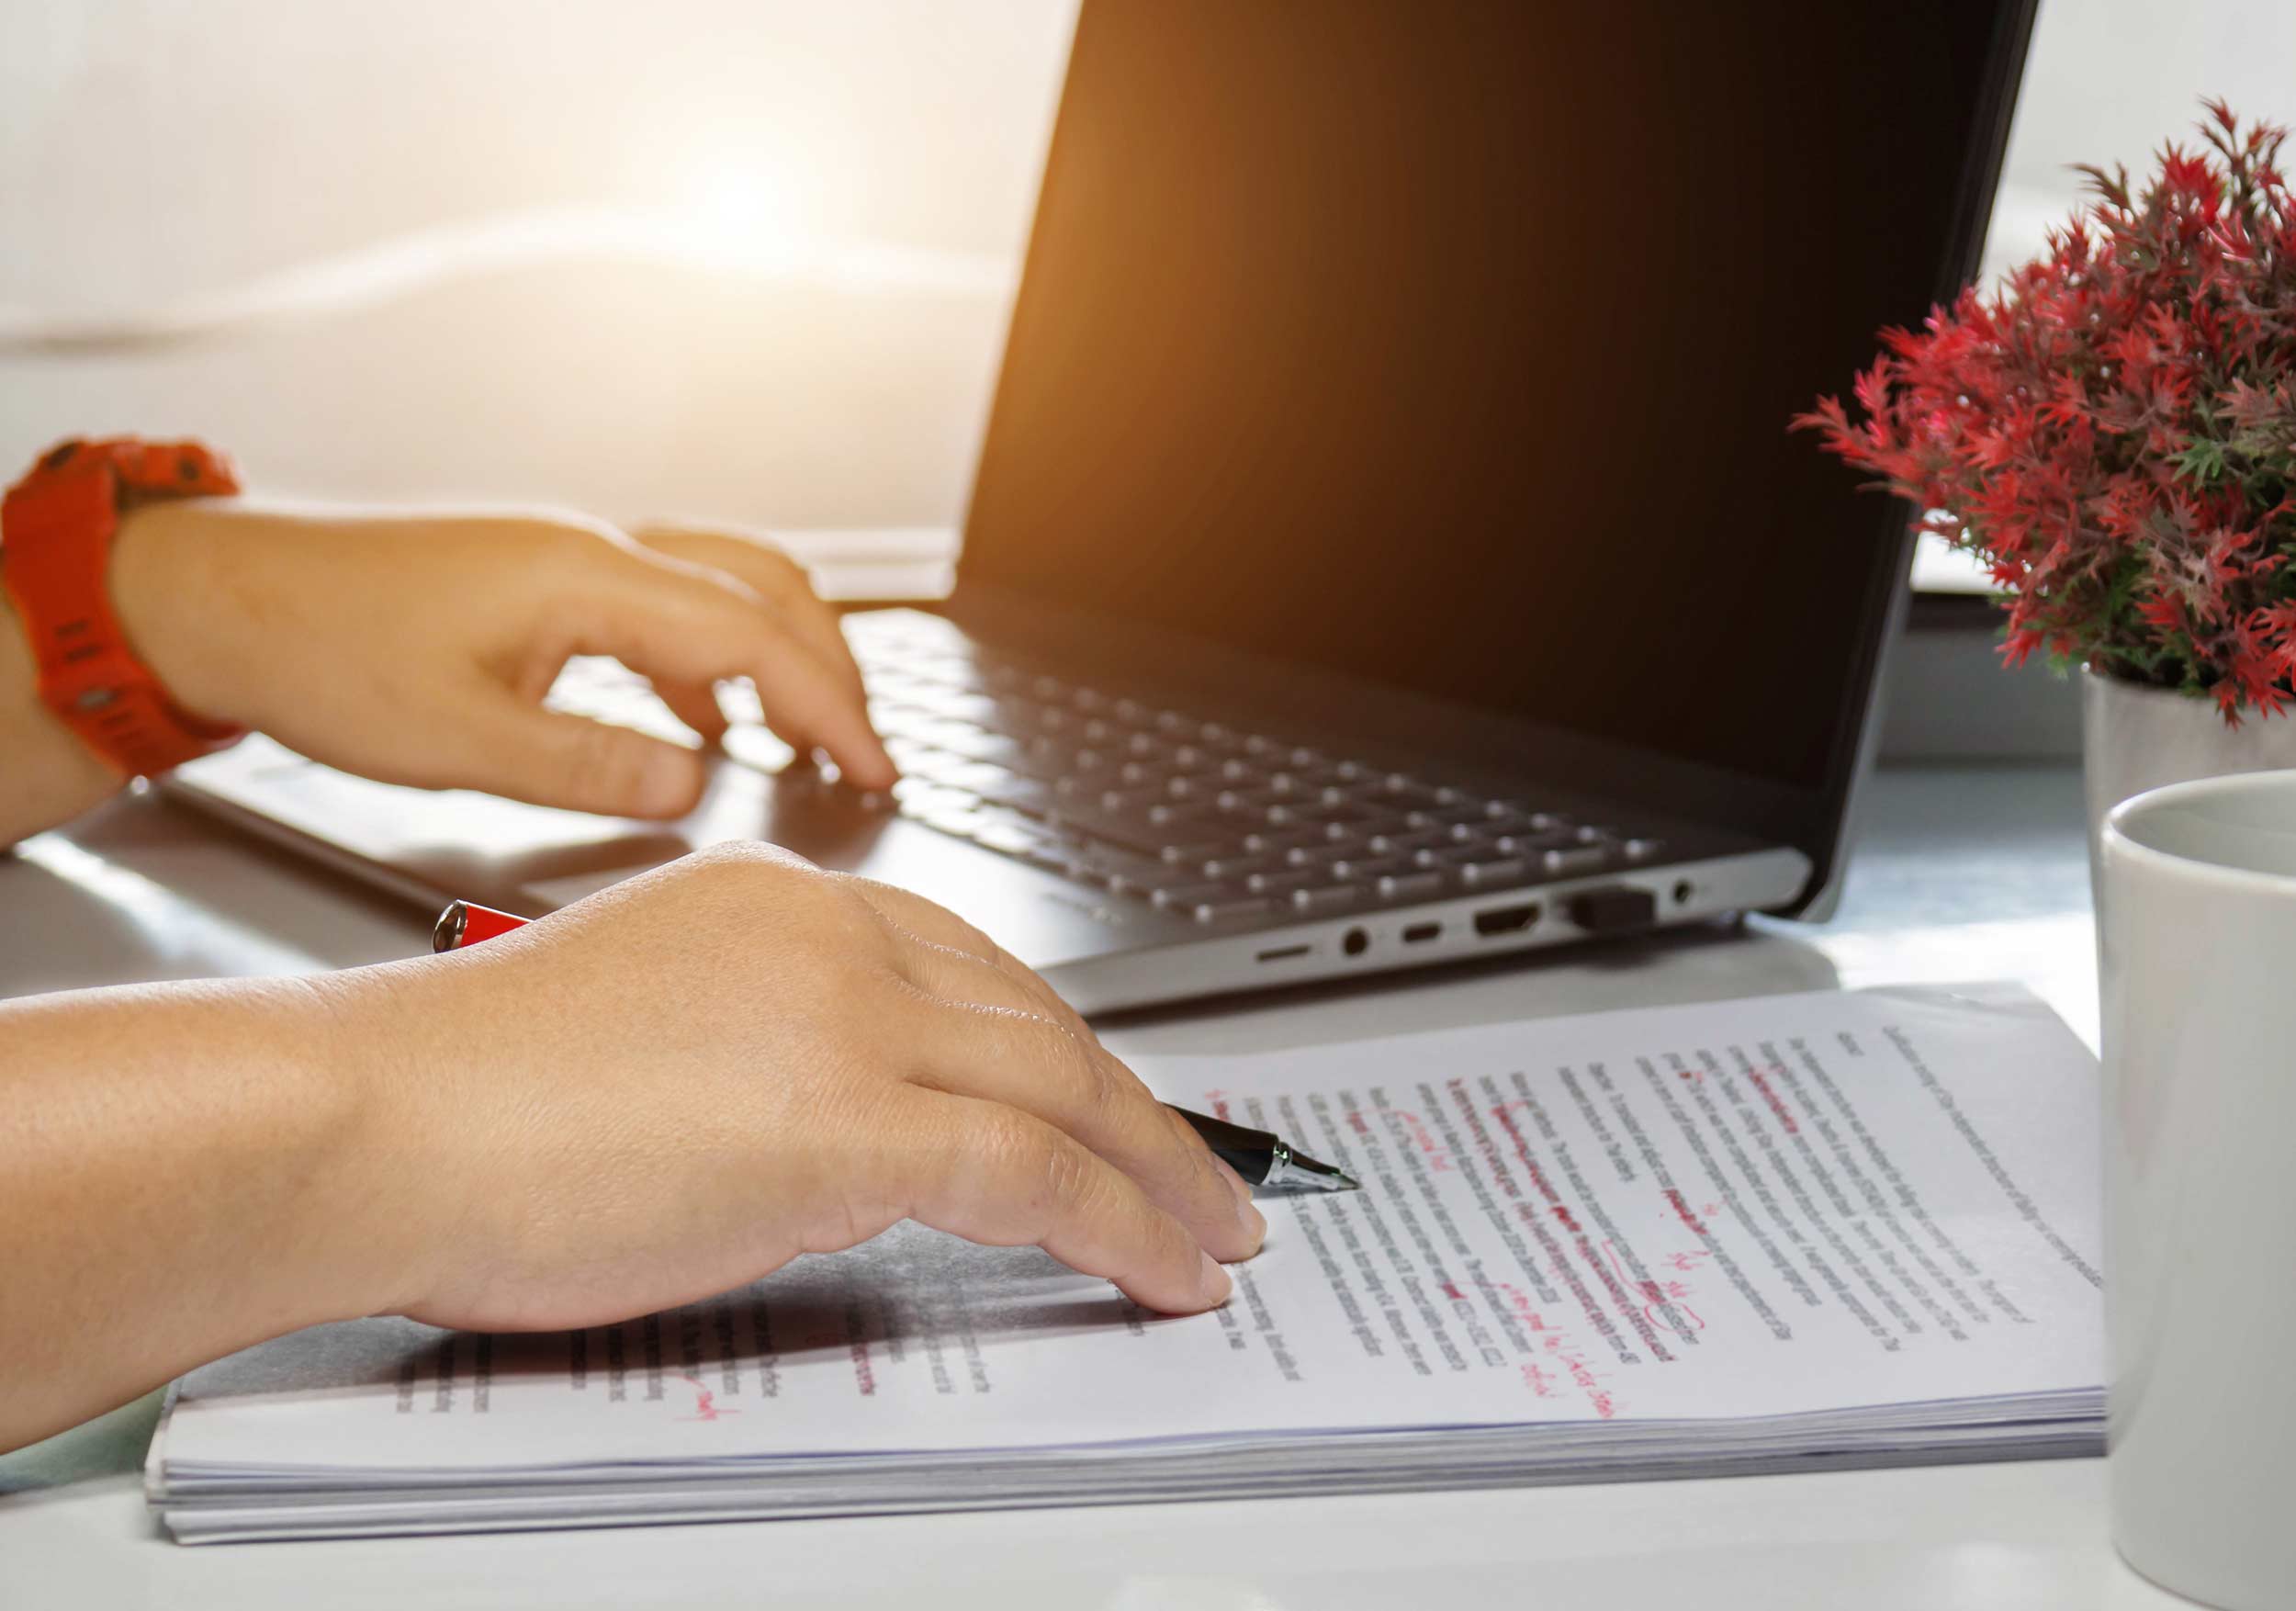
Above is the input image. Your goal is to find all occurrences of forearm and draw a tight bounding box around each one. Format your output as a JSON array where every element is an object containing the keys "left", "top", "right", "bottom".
[
  {"left": 0, "top": 973, "right": 433, "bottom": 1451},
  {"left": 0, "top": 594, "right": 121, "bottom": 846}
]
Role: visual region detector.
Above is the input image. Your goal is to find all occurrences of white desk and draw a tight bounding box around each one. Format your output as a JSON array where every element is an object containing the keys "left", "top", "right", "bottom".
[{"left": 0, "top": 764, "right": 2184, "bottom": 1609}]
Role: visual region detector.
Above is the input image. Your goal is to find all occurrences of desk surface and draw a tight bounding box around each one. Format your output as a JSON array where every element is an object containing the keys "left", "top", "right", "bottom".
[{"left": 0, "top": 763, "right": 2179, "bottom": 1610}]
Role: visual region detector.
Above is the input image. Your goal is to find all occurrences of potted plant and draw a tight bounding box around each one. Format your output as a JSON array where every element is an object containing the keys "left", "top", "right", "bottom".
[{"left": 1798, "top": 102, "right": 2296, "bottom": 862}]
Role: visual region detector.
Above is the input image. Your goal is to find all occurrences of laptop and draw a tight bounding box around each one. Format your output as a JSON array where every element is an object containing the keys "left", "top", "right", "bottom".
[{"left": 167, "top": 0, "right": 2036, "bottom": 1013}]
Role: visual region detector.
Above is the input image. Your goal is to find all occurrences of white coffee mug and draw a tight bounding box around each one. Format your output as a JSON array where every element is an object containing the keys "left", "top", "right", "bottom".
[{"left": 2101, "top": 771, "right": 2296, "bottom": 1610}]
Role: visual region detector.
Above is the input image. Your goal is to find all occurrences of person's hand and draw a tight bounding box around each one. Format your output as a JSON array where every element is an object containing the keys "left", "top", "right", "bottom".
[
  {"left": 107, "top": 499, "right": 895, "bottom": 817},
  {"left": 0, "top": 841, "right": 1266, "bottom": 1449},
  {"left": 341, "top": 843, "right": 1266, "bottom": 1327}
]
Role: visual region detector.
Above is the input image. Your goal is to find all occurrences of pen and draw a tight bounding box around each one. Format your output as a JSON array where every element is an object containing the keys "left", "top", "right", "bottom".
[{"left": 428, "top": 899, "right": 1361, "bottom": 1193}]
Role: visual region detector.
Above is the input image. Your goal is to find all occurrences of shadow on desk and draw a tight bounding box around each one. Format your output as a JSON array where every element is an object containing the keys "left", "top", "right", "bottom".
[
  {"left": 2, "top": 792, "right": 430, "bottom": 997},
  {"left": 0, "top": 1391, "right": 163, "bottom": 1494}
]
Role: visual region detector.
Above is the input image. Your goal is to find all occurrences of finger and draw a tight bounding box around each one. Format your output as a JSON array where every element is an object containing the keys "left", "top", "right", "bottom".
[
  {"left": 901, "top": 1090, "right": 1233, "bottom": 1315},
  {"left": 845, "top": 876, "right": 1095, "bottom": 1042},
  {"left": 450, "top": 690, "right": 708, "bottom": 817},
  {"left": 652, "top": 678, "right": 730, "bottom": 745},
  {"left": 877, "top": 893, "right": 1266, "bottom": 1213},
  {"left": 567, "top": 556, "right": 895, "bottom": 790},
  {"left": 632, "top": 526, "right": 868, "bottom": 701},
  {"left": 668, "top": 547, "right": 863, "bottom": 712},
  {"left": 889, "top": 955, "right": 1264, "bottom": 1262},
  {"left": 850, "top": 879, "right": 1262, "bottom": 1209}
]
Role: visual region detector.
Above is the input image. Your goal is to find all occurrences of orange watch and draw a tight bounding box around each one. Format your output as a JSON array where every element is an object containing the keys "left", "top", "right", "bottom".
[{"left": 1, "top": 436, "right": 246, "bottom": 779}]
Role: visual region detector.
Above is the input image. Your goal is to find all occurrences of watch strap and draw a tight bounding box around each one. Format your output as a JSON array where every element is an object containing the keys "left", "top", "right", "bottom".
[{"left": 1, "top": 437, "right": 246, "bottom": 779}]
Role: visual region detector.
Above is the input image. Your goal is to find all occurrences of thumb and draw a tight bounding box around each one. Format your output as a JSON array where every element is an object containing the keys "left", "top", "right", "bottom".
[{"left": 460, "top": 693, "right": 709, "bottom": 819}]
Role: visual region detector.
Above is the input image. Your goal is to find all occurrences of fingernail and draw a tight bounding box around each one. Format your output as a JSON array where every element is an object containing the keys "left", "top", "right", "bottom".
[{"left": 1199, "top": 1251, "right": 1233, "bottom": 1306}]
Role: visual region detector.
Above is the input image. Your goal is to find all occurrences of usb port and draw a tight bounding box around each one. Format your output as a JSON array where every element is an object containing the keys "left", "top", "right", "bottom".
[
  {"left": 1474, "top": 902, "right": 1540, "bottom": 936},
  {"left": 1255, "top": 942, "right": 1311, "bottom": 963},
  {"left": 1401, "top": 922, "right": 1441, "bottom": 945}
]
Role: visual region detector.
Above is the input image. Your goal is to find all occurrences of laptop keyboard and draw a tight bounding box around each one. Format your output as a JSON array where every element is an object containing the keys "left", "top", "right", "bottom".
[{"left": 555, "top": 613, "right": 1669, "bottom": 925}]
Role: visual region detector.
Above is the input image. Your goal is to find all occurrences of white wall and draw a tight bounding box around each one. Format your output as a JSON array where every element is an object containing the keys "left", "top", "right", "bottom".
[
  {"left": 2, "top": 0, "right": 2291, "bottom": 531},
  {"left": 1985, "top": 0, "right": 2296, "bottom": 281},
  {"left": 0, "top": 0, "right": 1077, "bottom": 524}
]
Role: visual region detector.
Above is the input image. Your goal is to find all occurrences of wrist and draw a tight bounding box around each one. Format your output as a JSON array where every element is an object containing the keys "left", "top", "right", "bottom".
[
  {"left": 0, "top": 591, "right": 121, "bottom": 841},
  {"left": 107, "top": 499, "right": 254, "bottom": 728},
  {"left": 307, "top": 959, "right": 476, "bottom": 1320},
  {"left": 197, "top": 966, "right": 462, "bottom": 1328},
  {"left": 2, "top": 439, "right": 248, "bottom": 781}
]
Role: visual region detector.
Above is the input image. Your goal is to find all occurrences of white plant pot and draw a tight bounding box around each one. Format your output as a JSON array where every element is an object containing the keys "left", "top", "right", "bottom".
[{"left": 2082, "top": 667, "right": 2296, "bottom": 881}]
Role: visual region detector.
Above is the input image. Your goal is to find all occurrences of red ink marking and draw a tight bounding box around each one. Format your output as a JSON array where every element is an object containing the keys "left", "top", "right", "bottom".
[
  {"left": 1551, "top": 1204, "right": 1581, "bottom": 1233},
  {"left": 1571, "top": 1233, "right": 1667, "bottom": 1354},
  {"left": 1203, "top": 1087, "right": 1233, "bottom": 1123},
  {"left": 671, "top": 1371, "right": 742, "bottom": 1423},
  {"left": 1491, "top": 1106, "right": 1560, "bottom": 1203},
  {"left": 1491, "top": 1281, "right": 1545, "bottom": 1332},
  {"left": 1521, "top": 1362, "right": 1558, "bottom": 1398},
  {"left": 1647, "top": 1300, "right": 1706, "bottom": 1331},
  {"left": 1664, "top": 1189, "right": 1708, "bottom": 1237},
  {"left": 1602, "top": 1240, "right": 1698, "bottom": 1314},
  {"left": 1539, "top": 1334, "right": 1620, "bottom": 1417},
  {"left": 1441, "top": 1282, "right": 1465, "bottom": 1301},
  {"left": 1389, "top": 1110, "right": 1454, "bottom": 1172},
  {"left": 1745, "top": 1065, "right": 1799, "bottom": 1134},
  {"left": 1602, "top": 1240, "right": 1634, "bottom": 1289},
  {"left": 1661, "top": 1249, "right": 1713, "bottom": 1274}
]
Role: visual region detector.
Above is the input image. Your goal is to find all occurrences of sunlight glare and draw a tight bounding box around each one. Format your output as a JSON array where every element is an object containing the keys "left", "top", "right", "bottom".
[{"left": 677, "top": 163, "right": 804, "bottom": 276}]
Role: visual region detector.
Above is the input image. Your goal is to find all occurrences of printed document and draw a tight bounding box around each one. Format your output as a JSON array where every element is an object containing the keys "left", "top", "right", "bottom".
[{"left": 150, "top": 983, "right": 2104, "bottom": 1541}]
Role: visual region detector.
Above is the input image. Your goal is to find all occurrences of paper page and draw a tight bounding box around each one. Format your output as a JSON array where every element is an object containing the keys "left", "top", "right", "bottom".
[{"left": 158, "top": 984, "right": 2102, "bottom": 1473}]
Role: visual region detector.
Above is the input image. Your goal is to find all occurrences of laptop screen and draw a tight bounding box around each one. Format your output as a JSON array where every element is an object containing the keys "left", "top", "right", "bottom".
[{"left": 960, "top": 0, "right": 2021, "bottom": 797}]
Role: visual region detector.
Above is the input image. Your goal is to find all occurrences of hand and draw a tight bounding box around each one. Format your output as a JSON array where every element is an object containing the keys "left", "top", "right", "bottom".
[
  {"left": 107, "top": 500, "right": 895, "bottom": 817},
  {"left": 0, "top": 842, "right": 1265, "bottom": 1450},
  {"left": 345, "top": 843, "right": 1265, "bottom": 1328}
]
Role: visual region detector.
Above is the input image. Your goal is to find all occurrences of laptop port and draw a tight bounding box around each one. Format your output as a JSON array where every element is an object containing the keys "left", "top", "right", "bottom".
[
  {"left": 1255, "top": 942, "right": 1311, "bottom": 963},
  {"left": 1342, "top": 927, "right": 1370, "bottom": 956},
  {"left": 1474, "top": 902, "right": 1540, "bottom": 936},
  {"left": 1401, "top": 922, "right": 1441, "bottom": 944}
]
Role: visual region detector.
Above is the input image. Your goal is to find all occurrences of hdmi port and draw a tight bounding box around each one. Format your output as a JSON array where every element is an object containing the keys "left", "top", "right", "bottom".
[{"left": 1474, "top": 902, "right": 1540, "bottom": 936}]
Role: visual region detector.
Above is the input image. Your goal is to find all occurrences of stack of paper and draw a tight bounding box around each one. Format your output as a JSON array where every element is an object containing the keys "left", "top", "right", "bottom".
[{"left": 148, "top": 984, "right": 2105, "bottom": 1543}]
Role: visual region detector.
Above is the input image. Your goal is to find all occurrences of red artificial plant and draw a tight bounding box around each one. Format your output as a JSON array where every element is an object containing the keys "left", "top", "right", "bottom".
[{"left": 1798, "top": 101, "right": 2296, "bottom": 723}]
